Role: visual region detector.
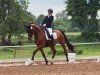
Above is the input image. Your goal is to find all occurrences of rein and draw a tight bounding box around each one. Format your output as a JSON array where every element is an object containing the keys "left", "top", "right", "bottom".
[
  {"left": 34, "top": 30, "right": 38, "bottom": 44},
  {"left": 31, "top": 25, "right": 43, "bottom": 45}
]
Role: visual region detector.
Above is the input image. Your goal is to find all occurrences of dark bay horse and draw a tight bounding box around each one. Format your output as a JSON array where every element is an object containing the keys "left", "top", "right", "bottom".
[{"left": 25, "top": 23, "right": 75, "bottom": 65}]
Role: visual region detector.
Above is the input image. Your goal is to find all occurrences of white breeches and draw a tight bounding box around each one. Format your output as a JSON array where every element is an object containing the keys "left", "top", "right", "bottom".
[{"left": 46, "top": 28, "right": 52, "bottom": 36}]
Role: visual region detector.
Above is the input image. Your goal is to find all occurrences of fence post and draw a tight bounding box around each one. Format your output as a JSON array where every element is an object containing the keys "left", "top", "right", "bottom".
[
  {"left": 92, "top": 43, "right": 95, "bottom": 55},
  {"left": 14, "top": 48, "right": 16, "bottom": 59}
]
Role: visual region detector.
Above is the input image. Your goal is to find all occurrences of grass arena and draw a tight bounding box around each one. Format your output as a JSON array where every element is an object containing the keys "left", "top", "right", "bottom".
[{"left": 0, "top": 58, "right": 100, "bottom": 75}]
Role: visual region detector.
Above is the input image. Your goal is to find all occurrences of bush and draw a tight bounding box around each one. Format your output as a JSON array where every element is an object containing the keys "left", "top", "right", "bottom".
[
  {"left": 81, "top": 31, "right": 96, "bottom": 42},
  {"left": 96, "top": 33, "right": 100, "bottom": 41},
  {"left": 76, "top": 50, "right": 83, "bottom": 55}
]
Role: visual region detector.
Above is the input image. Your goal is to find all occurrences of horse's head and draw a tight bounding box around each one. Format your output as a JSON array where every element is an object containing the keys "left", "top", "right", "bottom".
[
  {"left": 26, "top": 23, "right": 41, "bottom": 42},
  {"left": 26, "top": 23, "right": 34, "bottom": 42}
]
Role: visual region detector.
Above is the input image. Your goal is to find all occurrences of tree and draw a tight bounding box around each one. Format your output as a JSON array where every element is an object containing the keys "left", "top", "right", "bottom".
[
  {"left": 66, "top": 0, "right": 100, "bottom": 42},
  {"left": 0, "top": 0, "right": 36, "bottom": 45},
  {"left": 36, "top": 14, "right": 45, "bottom": 25},
  {"left": 98, "top": 19, "right": 100, "bottom": 32},
  {"left": 54, "top": 10, "right": 70, "bottom": 32},
  {"left": 66, "top": 0, "right": 88, "bottom": 31},
  {"left": 0, "top": 0, "right": 15, "bottom": 45},
  {"left": 81, "top": 0, "right": 100, "bottom": 41}
]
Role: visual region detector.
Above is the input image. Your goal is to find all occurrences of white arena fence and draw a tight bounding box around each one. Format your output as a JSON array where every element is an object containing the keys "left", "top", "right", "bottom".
[{"left": 0, "top": 42, "right": 100, "bottom": 59}]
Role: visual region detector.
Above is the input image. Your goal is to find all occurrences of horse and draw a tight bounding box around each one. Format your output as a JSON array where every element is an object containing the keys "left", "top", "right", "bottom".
[{"left": 25, "top": 23, "right": 75, "bottom": 65}]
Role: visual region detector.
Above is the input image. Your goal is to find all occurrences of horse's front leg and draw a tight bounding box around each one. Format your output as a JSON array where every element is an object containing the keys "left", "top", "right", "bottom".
[
  {"left": 31, "top": 48, "right": 40, "bottom": 60},
  {"left": 50, "top": 46, "right": 57, "bottom": 65},
  {"left": 40, "top": 49, "right": 48, "bottom": 65},
  {"left": 25, "top": 47, "right": 40, "bottom": 65}
]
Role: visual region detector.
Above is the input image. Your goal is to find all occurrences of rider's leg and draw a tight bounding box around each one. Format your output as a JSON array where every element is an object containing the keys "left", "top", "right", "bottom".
[
  {"left": 47, "top": 28, "right": 54, "bottom": 43},
  {"left": 47, "top": 28, "right": 53, "bottom": 39}
]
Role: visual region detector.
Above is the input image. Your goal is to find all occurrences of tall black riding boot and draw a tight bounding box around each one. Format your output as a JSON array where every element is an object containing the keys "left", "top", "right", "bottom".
[{"left": 50, "top": 35, "right": 55, "bottom": 44}]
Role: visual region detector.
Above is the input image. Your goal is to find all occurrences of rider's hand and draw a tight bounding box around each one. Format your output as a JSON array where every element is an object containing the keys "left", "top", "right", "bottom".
[{"left": 43, "top": 24, "right": 46, "bottom": 27}]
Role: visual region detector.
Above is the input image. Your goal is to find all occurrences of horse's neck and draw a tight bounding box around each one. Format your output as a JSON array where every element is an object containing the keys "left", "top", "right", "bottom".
[{"left": 34, "top": 26, "right": 44, "bottom": 41}]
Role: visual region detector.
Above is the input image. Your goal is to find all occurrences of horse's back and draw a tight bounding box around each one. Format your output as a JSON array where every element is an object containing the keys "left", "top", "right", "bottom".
[{"left": 53, "top": 30, "right": 65, "bottom": 41}]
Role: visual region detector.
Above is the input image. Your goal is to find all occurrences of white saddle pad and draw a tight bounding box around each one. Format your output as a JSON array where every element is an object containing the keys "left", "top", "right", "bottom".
[{"left": 45, "top": 31, "right": 57, "bottom": 40}]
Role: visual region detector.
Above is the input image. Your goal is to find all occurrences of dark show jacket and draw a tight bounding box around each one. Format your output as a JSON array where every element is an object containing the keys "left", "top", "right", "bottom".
[{"left": 42, "top": 15, "right": 54, "bottom": 28}]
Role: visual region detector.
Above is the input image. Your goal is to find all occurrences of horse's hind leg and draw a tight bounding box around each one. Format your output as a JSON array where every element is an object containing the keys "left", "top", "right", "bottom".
[
  {"left": 50, "top": 46, "right": 57, "bottom": 59},
  {"left": 60, "top": 43, "right": 69, "bottom": 62},
  {"left": 40, "top": 49, "right": 48, "bottom": 65},
  {"left": 50, "top": 46, "right": 57, "bottom": 64}
]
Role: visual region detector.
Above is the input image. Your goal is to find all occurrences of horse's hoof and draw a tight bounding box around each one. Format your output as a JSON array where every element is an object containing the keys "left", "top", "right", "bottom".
[
  {"left": 51, "top": 62, "right": 53, "bottom": 65},
  {"left": 50, "top": 58, "right": 54, "bottom": 65},
  {"left": 67, "top": 59, "right": 69, "bottom": 62},
  {"left": 45, "top": 61, "right": 48, "bottom": 65},
  {"left": 25, "top": 60, "right": 33, "bottom": 66}
]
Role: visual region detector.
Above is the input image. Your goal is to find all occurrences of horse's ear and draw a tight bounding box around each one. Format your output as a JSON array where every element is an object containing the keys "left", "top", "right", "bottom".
[
  {"left": 25, "top": 25, "right": 31, "bottom": 32},
  {"left": 25, "top": 24, "right": 30, "bottom": 28}
]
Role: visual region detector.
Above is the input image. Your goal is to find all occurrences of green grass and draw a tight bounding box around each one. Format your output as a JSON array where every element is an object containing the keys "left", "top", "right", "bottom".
[
  {"left": 0, "top": 44, "right": 100, "bottom": 60},
  {"left": 66, "top": 32, "right": 81, "bottom": 36},
  {"left": 76, "top": 44, "right": 100, "bottom": 57}
]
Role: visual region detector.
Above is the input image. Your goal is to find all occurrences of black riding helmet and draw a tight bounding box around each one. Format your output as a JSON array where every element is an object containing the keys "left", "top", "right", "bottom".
[{"left": 48, "top": 9, "right": 53, "bottom": 14}]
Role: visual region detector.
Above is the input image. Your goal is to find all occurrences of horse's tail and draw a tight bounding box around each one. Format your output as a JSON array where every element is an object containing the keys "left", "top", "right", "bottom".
[{"left": 60, "top": 31, "right": 75, "bottom": 53}]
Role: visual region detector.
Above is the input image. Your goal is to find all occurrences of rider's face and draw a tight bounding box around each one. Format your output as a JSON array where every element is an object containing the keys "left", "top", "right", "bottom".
[{"left": 48, "top": 12, "right": 52, "bottom": 15}]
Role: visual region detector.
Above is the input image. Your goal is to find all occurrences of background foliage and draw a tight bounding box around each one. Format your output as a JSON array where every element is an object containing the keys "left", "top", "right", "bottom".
[{"left": 0, "top": 0, "right": 100, "bottom": 45}]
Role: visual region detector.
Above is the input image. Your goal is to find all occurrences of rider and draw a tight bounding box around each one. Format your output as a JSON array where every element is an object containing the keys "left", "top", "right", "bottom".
[{"left": 42, "top": 9, "right": 54, "bottom": 41}]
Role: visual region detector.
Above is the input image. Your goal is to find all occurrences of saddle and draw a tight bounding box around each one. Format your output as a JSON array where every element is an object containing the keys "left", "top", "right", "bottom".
[{"left": 43, "top": 27, "right": 57, "bottom": 40}]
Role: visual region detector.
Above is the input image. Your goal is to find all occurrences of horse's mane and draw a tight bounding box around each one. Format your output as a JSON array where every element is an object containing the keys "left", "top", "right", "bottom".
[{"left": 30, "top": 23, "right": 41, "bottom": 30}]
